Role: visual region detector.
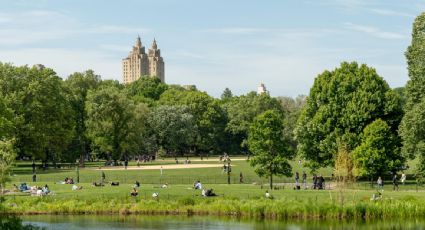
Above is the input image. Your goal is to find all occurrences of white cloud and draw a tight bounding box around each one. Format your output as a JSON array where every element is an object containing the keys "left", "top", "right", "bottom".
[
  {"left": 0, "top": 48, "right": 120, "bottom": 80},
  {"left": 344, "top": 23, "right": 405, "bottom": 39},
  {"left": 370, "top": 8, "right": 415, "bottom": 18}
]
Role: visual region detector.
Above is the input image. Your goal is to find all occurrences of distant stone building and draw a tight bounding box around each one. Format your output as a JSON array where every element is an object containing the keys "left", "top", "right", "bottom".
[
  {"left": 257, "top": 83, "right": 269, "bottom": 95},
  {"left": 122, "top": 36, "right": 164, "bottom": 84}
]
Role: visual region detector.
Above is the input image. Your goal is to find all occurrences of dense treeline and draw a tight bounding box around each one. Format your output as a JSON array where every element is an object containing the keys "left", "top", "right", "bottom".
[
  {"left": 0, "top": 65, "right": 299, "bottom": 167},
  {"left": 1, "top": 12, "right": 425, "bottom": 185}
]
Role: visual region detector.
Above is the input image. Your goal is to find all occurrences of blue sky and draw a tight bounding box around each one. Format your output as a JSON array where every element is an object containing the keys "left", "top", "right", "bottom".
[{"left": 0, "top": 0, "right": 423, "bottom": 97}]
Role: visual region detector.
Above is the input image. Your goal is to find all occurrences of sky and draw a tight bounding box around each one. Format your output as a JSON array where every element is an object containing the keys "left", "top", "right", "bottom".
[{"left": 0, "top": 0, "right": 423, "bottom": 97}]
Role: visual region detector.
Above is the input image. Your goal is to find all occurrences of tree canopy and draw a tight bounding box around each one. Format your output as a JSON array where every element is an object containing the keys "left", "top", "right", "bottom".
[
  {"left": 295, "top": 62, "right": 403, "bottom": 170},
  {"left": 248, "top": 110, "right": 294, "bottom": 189}
]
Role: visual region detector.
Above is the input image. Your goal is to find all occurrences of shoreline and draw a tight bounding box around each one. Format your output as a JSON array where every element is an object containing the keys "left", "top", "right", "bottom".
[{"left": 3, "top": 195, "right": 425, "bottom": 221}]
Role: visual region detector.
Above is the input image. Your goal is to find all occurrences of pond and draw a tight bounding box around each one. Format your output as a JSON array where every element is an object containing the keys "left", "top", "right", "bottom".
[{"left": 22, "top": 215, "right": 425, "bottom": 230}]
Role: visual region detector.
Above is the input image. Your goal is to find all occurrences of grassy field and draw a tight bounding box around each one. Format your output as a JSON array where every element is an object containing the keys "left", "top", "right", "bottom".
[{"left": 2, "top": 157, "right": 425, "bottom": 220}]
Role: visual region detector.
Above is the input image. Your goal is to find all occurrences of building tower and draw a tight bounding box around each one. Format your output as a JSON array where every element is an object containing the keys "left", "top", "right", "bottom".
[
  {"left": 122, "top": 36, "right": 164, "bottom": 84},
  {"left": 257, "top": 83, "right": 269, "bottom": 95},
  {"left": 148, "top": 38, "right": 165, "bottom": 82}
]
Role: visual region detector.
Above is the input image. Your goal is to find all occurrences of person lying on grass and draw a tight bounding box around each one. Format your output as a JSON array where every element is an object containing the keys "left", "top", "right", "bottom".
[
  {"left": 72, "top": 185, "right": 83, "bottom": 191},
  {"left": 130, "top": 188, "right": 138, "bottom": 197}
]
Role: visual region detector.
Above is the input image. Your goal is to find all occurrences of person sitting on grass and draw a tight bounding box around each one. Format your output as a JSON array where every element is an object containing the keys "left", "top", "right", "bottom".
[
  {"left": 12, "top": 184, "right": 19, "bottom": 192},
  {"left": 134, "top": 181, "right": 140, "bottom": 188},
  {"left": 72, "top": 185, "right": 83, "bottom": 191},
  {"left": 161, "top": 183, "right": 168, "bottom": 188},
  {"left": 152, "top": 192, "right": 159, "bottom": 198},
  {"left": 130, "top": 188, "right": 138, "bottom": 197},
  {"left": 42, "top": 184, "right": 50, "bottom": 195},
  {"left": 193, "top": 181, "right": 202, "bottom": 190},
  {"left": 371, "top": 190, "right": 382, "bottom": 201},
  {"left": 265, "top": 190, "right": 272, "bottom": 199}
]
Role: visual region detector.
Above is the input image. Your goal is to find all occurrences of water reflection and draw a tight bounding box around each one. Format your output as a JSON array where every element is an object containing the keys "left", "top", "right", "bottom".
[{"left": 22, "top": 215, "right": 425, "bottom": 230}]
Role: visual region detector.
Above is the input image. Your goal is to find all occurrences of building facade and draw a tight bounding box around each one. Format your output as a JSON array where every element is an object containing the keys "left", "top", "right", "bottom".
[
  {"left": 257, "top": 83, "right": 269, "bottom": 94},
  {"left": 122, "top": 36, "right": 164, "bottom": 84}
]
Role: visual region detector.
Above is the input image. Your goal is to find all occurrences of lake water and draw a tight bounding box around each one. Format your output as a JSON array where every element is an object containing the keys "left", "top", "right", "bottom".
[{"left": 22, "top": 215, "right": 425, "bottom": 230}]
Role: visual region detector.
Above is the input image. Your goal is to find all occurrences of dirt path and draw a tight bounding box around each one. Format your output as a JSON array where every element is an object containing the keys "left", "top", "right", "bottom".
[{"left": 92, "top": 164, "right": 233, "bottom": 171}]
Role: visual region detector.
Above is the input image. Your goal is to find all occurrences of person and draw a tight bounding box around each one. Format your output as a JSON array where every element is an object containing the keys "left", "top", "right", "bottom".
[
  {"left": 205, "top": 188, "right": 216, "bottom": 197},
  {"left": 201, "top": 189, "right": 206, "bottom": 197},
  {"left": 12, "top": 184, "right": 19, "bottom": 192},
  {"left": 42, "top": 184, "right": 50, "bottom": 195},
  {"left": 134, "top": 181, "right": 140, "bottom": 188},
  {"left": 130, "top": 188, "right": 138, "bottom": 197},
  {"left": 265, "top": 190, "right": 271, "bottom": 199},
  {"left": 302, "top": 171, "right": 307, "bottom": 189},
  {"left": 32, "top": 174, "right": 36, "bottom": 182},
  {"left": 239, "top": 172, "right": 244, "bottom": 183},
  {"left": 101, "top": 171, "right": 106, "bottom": 185},
  {"left": 313, "top": 174, "right": 318, "bottom": 189},
  {"left": 393, "top": 173, "right": 399, "bottom": 191},
  {"left": 161, "top": 183, "right": 168, "bottom": 188},
  {"left": 295, "top": 172, "right": 300, "bottom": 189},
  {"left": 317, "top": 175, "right": 324, "bottom": 190},
  {"left": 124, "top": 159, "right": 128, "bottom": 170},
  {"left": 401, "top": 172, "right": 406, "bottom": 185},
  {"left": 377, "top": 176, "right": 383, "bottom": 190},
  {"left": 152, "top": 192, "right": 159, "bottom": 198},
  {"left": 72, "top": 184, "right": 83, "bottom": 190},
  {"left": 193, "top": 180, "right": 202, "bottom": 190}
]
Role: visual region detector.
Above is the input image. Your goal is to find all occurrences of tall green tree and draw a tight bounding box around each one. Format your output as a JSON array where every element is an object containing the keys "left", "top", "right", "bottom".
[
  {"left": 0, "top": 64, "right": 74, "bottom": 162},
  {"left": 352, "top": 119, "right": 403, "bottom": 179},
  {"left": 248, "top": 110, "right": 294, "bottom": 189},
  {"left": 295, "top": 62, "right": 403, "bottom": 170},
  {"left": 147, "top": 105, "right": 196, "bottom": 155},
  {"left": 160, "top": 89, "right": 226, "bottom": 155},
  {"left": 400, "top": 13, "right": 425, "bottom": 177},
  {"left": 65, "top": 70, "right": 101, "bottom": 164},
  {"left": 86, "top": 86, "right": 148, "bottom": 161},
  {"left": 125, "top": 76, "right": 168, "bottom": 106},
  {"left": 225, "top": 92, "right": 283, "bottom": 154},
  {"left": 0, "top": 139, "right": 16, "bottom": 192}
]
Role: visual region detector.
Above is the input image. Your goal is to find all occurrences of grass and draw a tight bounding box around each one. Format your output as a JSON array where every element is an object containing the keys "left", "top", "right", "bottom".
[{"left": 2, "top": 157, "right": 425, "bottom": 220}]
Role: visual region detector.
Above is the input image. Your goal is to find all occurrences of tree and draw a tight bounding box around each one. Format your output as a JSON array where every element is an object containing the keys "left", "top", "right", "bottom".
[
  {"left": 248, "top": 110, "right": 294, "bottom": 189},
  {"left": 221, "top": 87, "right": 233, "bottom": 101},
  {"left": 147, "top": 105, "right": 196, "bottom": 155},
  {"left": 159, "top": 89, "right": 227, "bottom": 155},
  {"left": 295, "top": 62, "right": 403, "bottom": 170},
  {"left": 125, "top": 76, "right": 168, "bottom": 105},
  {"left": 225, "top": 92, "right": 283, "bottom": 154},
  {"left": 0, "top": 64, "right": 74, "bottom": 162},
  {"left": 0, "top": 139, "right": 16, "bottom": 193},
  {"left": 352, "top": 119, "right": 403, "bottom": 179},
  {"left": 400, "top": 13, "right": 425, "bottom": 177},
  {"left": 86, "top": 86, "right": 148, "bottom": 161},
  {"left": 65, "top": 70, "right": 101, "bottom": 165}
]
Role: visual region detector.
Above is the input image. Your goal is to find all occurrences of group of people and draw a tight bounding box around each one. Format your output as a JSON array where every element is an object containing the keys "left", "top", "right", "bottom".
[
  {"left": 293, "top": 172, "right": 325, "bottom": 190},
  {"left": 377, "top": 172, "right": 407, "bottom": 191},
  {"left": 62, "top": 177, "right": 75, "bottom": 184},
  {"left": 16, "top": 183, "right": 50, "bottom": 196}
]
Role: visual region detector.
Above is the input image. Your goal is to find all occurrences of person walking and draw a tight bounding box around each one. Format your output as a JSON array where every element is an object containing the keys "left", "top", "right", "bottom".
[
  {"left": 377, "top": 176, "right": 383, "bottom": 190},
  {"left": 295, "top": 172, "right": 300, "bottom": 189},
  {"left": 101, "top": 171, "right": 106, "bottom": 185},
  {"left": 401, "top": 172, "right": 406, "bottom": 185},
  {"left": 392, "top": 173, "right": 399, "bottom": 191},
  {"left": 302, "top": 171, "right": 307, "bottom": 189}
]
